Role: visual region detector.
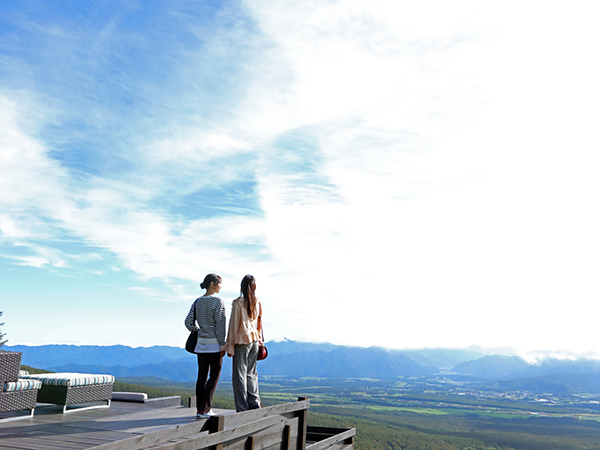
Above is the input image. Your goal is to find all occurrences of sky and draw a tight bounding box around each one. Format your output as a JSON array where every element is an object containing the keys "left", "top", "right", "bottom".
[{"left": 1, "top": 1, "right": 599, "bottom": 360}]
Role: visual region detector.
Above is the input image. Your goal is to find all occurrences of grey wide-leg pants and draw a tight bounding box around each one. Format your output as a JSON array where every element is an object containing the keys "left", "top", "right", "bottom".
[{"left": 232, "top": 341, "right": 261, "bottom": 412}]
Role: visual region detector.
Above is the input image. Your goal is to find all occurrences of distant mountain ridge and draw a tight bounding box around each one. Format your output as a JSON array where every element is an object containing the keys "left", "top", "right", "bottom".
[
  {"left": 4, "top": 344, "right": 186, "bottom": 368},
  {"left": 259, "top": 346, "right": 437, "bottom": 378},
  {"left": 6, "top": 343, "right": 600, "bottom": 393},
  {"left": 5, "top": 342, "right": 458, "bottom": 380}
]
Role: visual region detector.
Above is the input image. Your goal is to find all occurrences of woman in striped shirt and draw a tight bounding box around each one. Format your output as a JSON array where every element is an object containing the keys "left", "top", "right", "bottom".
[{"left": 185, "top": 273, "right": 227, "bottom": 418}]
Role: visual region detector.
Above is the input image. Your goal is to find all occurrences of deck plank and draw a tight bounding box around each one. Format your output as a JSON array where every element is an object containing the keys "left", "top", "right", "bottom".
[{"left": 0, "top": 436, "right": 91, "bottom": 450}]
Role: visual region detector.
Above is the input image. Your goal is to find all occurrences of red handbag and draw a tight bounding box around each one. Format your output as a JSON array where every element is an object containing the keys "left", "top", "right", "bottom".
[{"left": 257, "top": 342, "right": 268, "bottom": 361}]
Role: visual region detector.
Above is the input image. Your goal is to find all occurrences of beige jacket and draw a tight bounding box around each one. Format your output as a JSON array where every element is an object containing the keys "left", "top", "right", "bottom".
[{"left": 225, "top": 297, "right": 262, "bottom": 356}]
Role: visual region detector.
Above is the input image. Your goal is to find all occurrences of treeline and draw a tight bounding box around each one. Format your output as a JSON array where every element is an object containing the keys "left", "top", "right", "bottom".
[
  {"left": 20, "top": 365, "right": 53, "bottom": 374},
  {"left": 309, "top": 409, "right": 486, "bottom": 450}
]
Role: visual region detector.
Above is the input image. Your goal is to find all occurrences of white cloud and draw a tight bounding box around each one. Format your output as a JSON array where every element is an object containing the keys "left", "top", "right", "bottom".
[
  {"left": 230, "top": 1, "right": 600, "bottom": 354},
  {"left": 2, "top": 2, "right": 599, "bottom": 357},
  {"left": 0, "top": 95, "right": 72, "bottom": 250},
  {"left": 0, "top": 94, "right": 266, "bottom": 284}
]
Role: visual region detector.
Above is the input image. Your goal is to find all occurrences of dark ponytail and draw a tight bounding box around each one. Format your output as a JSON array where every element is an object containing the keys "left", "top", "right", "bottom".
[
  {"left": 240, "top": 275, "right": 257, "bottom": 319},
  {"left": 200, "top": 273, "right": 222, "bottom": 290}
]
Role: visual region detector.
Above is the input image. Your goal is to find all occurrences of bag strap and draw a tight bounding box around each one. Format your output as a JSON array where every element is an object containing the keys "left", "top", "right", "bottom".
[{"left": 259, "top": 303, "right": 265, "bottom": 343}]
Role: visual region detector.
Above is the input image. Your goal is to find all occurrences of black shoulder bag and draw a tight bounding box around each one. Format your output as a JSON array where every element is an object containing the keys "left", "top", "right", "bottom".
[{"left": 185, "top": 300, "right": 198, "bottom": 354}]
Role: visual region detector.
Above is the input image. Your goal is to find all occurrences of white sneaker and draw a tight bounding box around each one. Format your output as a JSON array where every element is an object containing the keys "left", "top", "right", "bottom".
[
  {"left": 196, "top": 412, "right": 210, "bottom": 419},
  {"left": 206, "top": 409, "right": 216, "bottom": 416}
]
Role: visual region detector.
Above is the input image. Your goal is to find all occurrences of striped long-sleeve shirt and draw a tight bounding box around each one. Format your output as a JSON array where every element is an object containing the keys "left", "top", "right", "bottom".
[{"left": 185, "top": 295, "right": 227, "bottom": 349}]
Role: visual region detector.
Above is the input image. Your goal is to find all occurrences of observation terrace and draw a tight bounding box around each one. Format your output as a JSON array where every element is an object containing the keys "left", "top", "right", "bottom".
[{"left": 0, "top": 395, "right": 355, "bottom": 450}]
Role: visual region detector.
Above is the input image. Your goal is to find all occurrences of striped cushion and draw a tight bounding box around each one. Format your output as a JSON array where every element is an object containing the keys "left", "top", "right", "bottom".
[
  {"left": 3, "top": 379, "right": 42, "bottom": 392},
  {"left": 22, "top": 373, "right": 115, "bottom": 387},
  {"left": 19, "top": 370, "right": 29, "bottom": 377}
]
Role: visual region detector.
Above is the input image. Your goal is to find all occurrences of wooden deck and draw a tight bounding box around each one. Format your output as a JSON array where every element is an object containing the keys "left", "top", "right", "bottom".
[
  {"left": 0, "top": 398, "right": 354, "bottom": 450},
  {"left": 0, "top": 399, "right": 213, "bottom": 450}
]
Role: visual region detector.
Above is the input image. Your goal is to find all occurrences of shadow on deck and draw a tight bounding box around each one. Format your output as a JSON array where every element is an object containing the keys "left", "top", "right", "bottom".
[{"left": 0, "top": 396, "right": 355, "bottom": 450}]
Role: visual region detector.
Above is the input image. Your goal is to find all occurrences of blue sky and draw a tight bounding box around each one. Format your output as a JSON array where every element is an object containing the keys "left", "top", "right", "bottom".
[{"left": 1, "top": 1, "right": 599, "bottom": 360}]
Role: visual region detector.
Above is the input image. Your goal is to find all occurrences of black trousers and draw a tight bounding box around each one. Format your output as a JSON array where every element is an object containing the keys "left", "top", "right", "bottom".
[{"left": 196, "top": 352, "right": 223, "bottom": 414}]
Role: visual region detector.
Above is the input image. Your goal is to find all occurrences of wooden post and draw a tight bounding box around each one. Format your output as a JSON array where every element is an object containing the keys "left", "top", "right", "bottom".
[
  {"left": 188, "top": 396, "right": 196, "bottom": 409},
  {"left": 245, "top": 435, "right": 255, "bottom": 450},
  {"left": 208, "top": 415, "right": 225, "bottom": 450},
  {"left": 282, "top": 424, "right": 291, "bottom": 450},
  {"left": 297, "top": 397, "right": 308, "bottom": 450}
]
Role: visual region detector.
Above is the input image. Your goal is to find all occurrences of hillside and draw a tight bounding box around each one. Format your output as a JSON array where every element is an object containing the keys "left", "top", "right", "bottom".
[
  {"left": 452, "top": 355, "right": 600, "bottom": 381},
  {"left": 491, "top": 372, "right": 600, "bottom": 394},
  {"left": 451, "top": 355, "right": 531, "bottom": 378}
]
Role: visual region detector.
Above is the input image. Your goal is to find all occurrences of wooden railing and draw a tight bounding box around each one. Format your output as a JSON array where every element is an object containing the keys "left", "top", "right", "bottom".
[
  {"left": 306, "top": 426, "right": 356, "bottom": 450},
  {"left": 93, "top": 397, "right": 354, "bottom": 450}
]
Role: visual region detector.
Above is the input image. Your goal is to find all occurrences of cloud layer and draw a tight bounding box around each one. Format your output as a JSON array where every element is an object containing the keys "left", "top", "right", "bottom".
[{"left": 1, "top": 1, "right": 599, "bottom": 356}]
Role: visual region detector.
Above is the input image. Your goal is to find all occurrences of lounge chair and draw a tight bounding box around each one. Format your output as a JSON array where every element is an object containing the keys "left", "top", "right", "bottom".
[
  {"left": 0, "top": 352, "right": 41, "bottom": 422},
  {"left": 21, "top": 372, "right": 114, "bottom": 413}
]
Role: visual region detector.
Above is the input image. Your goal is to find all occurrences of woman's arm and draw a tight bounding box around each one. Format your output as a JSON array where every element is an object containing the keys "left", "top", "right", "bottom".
[
  {"left": 214, "top": 299, "right": 227, "bottom": 347},
  {"left": 225, "top": 299, "right": 241, "bottom": 356},
  {"left": 184, "top": 301, "right": 197, "bottom": 332}
]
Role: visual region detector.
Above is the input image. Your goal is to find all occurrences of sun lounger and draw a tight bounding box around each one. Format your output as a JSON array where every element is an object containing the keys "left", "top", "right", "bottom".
[
  {"left": 0, "top": 352, "right": 42, "bottom": 422},
  {"left": 21, "top": 372, "right": 114, "bottom": 413}
]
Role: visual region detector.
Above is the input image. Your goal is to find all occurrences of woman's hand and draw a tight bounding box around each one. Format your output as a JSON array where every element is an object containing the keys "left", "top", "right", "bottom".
[{"left": 227, "top": 352, "right": 233, "bottom": 357}]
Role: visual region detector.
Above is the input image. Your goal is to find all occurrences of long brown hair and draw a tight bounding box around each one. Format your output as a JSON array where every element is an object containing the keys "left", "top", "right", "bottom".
[{"left": 240, "top": 274, "right": 257, "bottom": 319}]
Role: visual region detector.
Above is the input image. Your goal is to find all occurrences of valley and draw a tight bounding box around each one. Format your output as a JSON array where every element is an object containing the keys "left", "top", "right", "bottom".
[
  {"left": 110, "top": 374, "right": 600, "bottom": 449},
  {"left": 11, "top": 342, "right": 600, "bottom": 448}
]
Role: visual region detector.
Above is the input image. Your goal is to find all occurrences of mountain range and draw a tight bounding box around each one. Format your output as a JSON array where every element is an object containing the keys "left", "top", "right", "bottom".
[{"left": 6, "top": 342, "right": 600, "bottom": 394}]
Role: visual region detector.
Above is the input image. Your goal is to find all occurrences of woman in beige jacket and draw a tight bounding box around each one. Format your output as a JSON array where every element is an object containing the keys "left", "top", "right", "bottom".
[{"left": 225, "top": 274, "right": 262, "bottom": 412}]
